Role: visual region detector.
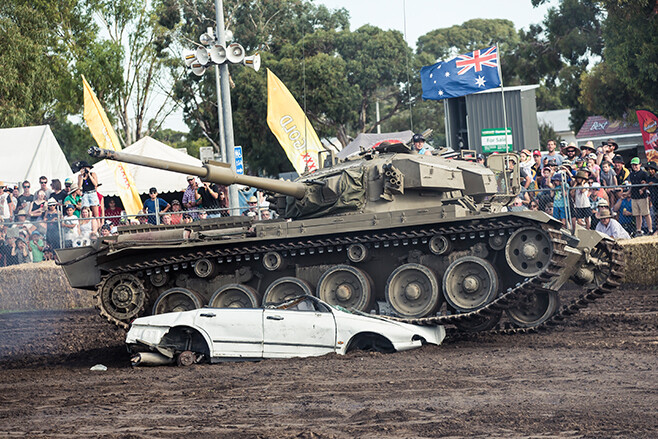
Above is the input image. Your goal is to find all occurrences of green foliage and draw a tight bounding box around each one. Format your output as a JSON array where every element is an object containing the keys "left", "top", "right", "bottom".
[
  {"left": 49, "top": 118, "right": 97, "bottom": 163},
  {"left": 538, "top": 122, "right": 562, "bottom": 150}
]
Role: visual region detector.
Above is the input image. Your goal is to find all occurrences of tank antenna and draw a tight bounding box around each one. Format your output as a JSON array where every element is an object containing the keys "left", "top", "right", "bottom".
[{"left": 403, "top": 0, "right": 414, "bottom": 131}]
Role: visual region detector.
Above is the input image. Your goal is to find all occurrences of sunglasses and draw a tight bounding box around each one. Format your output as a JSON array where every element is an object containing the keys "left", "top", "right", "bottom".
[{"left": 23, "top": 185, "right": 30, "bottom": 189}]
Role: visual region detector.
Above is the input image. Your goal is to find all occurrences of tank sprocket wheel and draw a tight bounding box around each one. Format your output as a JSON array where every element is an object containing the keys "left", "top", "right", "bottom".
[
  {"left": 152, "top": 288, "right": 205, "bottom": 315},
  {"left": 505, "top": 226, "right": 553, "bottom": 277},
  {"left": 98, "top": 273, "right": 146, "bottom": 327},
  {"left": 317, "top": 265, "right": 373, "bottom": 311},
  {"left": 385, "top": 263, "right": 441, "bottom": 318},
  {"left": 506, "top": 290, "right": 559, "bottom": 328}
]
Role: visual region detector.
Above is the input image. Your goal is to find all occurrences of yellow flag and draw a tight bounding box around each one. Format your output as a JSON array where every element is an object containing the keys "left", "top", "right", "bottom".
[
  {"left": 82, "top": 75, "right": 143, "bottom": 215},
  {"left": 267, "top": 69, "right": 322, "bottom": 175}
]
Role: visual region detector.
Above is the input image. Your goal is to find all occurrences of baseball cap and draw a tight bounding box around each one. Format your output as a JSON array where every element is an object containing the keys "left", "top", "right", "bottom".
[
  {"left": 612, "top": 155, "right": 624, "bottom": 163},
  {"left": 47, "top": 199, "right": 57, "bottom": 206},
  {"left": 587, "top": 153, "right": 597, "bottom": 160},
  {"left": 533, "top": 150, "right": 541, "bottom": 157},
  {"left": 477, "top": 153, "right": 485, "bottom": 160},
  {"left": 149, "top": 187, "right": 158, "bottom": 194},
  {"left": 521, "top": 149, "right": 531, "bottom": 156},
  {"left": 412, "top": 134, "right": 425, "bottom": 142},
  {"left": 64, "top": 178, "right": 73, "bottom": 185},
  {"left": 630, "top": 157, "right": 640, "bottom": 165}
]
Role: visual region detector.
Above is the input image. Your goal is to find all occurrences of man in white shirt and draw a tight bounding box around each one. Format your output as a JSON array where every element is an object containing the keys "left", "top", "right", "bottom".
[{"left": 595, "top": 208, "right": 631, "bottom": 240}]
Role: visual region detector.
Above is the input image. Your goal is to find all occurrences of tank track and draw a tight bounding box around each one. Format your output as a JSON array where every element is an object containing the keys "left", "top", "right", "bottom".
[
  {"left": 94, "top": 218, "right": 624, "bottom": 335},
  {"left": 391, "top": 236, "right": 625, "bottom": 337}
]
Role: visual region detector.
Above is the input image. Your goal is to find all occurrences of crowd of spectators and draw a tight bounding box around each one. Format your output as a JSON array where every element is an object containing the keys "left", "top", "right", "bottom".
[
  {"left": 0, "top": 169, "right": 274, "bottom": 266},
  {"left": 503, "top": 138, "right": 657, "bottom": 240}
]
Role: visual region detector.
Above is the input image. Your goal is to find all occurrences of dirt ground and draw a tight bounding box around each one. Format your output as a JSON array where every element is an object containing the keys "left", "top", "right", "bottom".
[{"left": 1, "top": 287, "right": 657, "bottom": 439}]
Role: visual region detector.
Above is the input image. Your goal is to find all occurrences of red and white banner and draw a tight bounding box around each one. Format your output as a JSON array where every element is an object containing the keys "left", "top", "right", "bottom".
[{"left": 637, "top": 109, "right": 658, "bottom": 162}]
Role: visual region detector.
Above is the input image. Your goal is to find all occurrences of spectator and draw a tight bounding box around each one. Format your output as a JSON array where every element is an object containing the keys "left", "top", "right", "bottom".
[
  {"left": 535, "top": 167, "right": 553, "bottom": 206},
  {"left": 508, "top": 197, "right": 526, "bottom": 212},
  {"left": 646, "top": 161, "right": 658, "bottom": 231},
  {"left": 29, "top": 231, "right": 45, "bottom": 263},
  {"left": 196, "top": 181, "right": 223, "bottom": 218},
  {"left": 613, "top": 184, "right": 635, "bottom": 236},
  {"left": 550, "top": 174, "right": 569, "bottom": 227},
  {"left": 531, "top": 150, "right": 542, "bottom": 179},
  {"left": 16, "top": 180, "right": 33, "bottom": 219},
  {"left": 61, "top": 205, "right": 80, "bottom": 248},
  {"left": 197, "top": 210, "right": 208, "bottom": 220},
  {"left": 217, "top": 186, "right": 229, "bottom": 216},
  {"left": 104, "top": 198, "right": 123, "bottom": 226},
  {"left": 612, "top": 155, "right": 629, "bottom": 184},
  {"left": 541, "top": 140, "right": 563, "bottom": 169},
  {"left": 580, "top": 141, "right": 597, "bottom": 162},
  {"left": 182, "top": 176, "right": 199, "bottom": 219},
  {"left": 161, "top": 214, "right": 172, "bottom": 225},
  {"left": 260, "top": 208, "right": 272, "bottom": 220},
  {"left": 529, "top": 200, "right": 540, "bottom": 211},
  {"left": 242, "top": 195, "right": 259, "bottom": 217},
  {"left": 599, "top": 161, "right": 618, "bottom": 205},
  {"left": 63, "top": 177, "right": 74, "bottom": 194},
  {"left": 586, "top": 153, "right": 600, "bottom": 183},
  {"left": 169, "top": 200, "right": 183, "bottom": 224},
  {"left": 63, "top": 184, "right": 82, "bottom": 217},
  {"left": 599, "top": 139, "right": 619, "bottom": 165},
  {"left": 143, "top": 187, "right": 170, "bottom": 225},
  {"left": 77, "top": 206, "right": 99, "bottom": 246},
  {"left": 182, "top": 213, "right": 193, "bottom": 224},
  {"left": 595, "top": 208, "right": 631, "bottom": 239},
  {"left": 562, "top": 143, "right": 580, "bottom": 162},
  {"left": 34, "top": 176, "right": 52, "bottom": 200},
  {"left": 12, "top": 236, "right": 30, "bottom": 264},
  {"left": 48, "top": 179, "right": 67, "bottom": 205},
  {"left": 0, "top": 182, "right": 16, "bottom": 221},
  {"left": 476, "top": 154, "right": 485, "bottom": 166},
  {"left": 13, "top": 209, "right": 35, "bottom": 234},
  {"left": 77, "top": 161, "right": 101, "bottom": 219},
  {"left": 627, "top": 157, "right": 653, "bottom": 236},
  {"left": 44, "top": 200, "right": 61, "bottom": 249},
  {"left": 99, "top": 223, "right": 113, "bottom": 237},
  {"left": 571, "top": 170, "right": 592, "bottom": 229},
  {"left": 30, "top": 190, "right": 47, "bottom": 223}
]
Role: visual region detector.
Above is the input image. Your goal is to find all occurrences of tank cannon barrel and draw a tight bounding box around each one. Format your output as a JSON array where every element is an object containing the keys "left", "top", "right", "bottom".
[{"left": 89, "top": 147, "right": 307, "bottom": 199}]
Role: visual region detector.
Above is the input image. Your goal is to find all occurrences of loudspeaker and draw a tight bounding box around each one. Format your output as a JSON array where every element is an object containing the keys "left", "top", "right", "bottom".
[
  {"left": 195, "top": 47, "right": 210, "bottom": 65},
  {"left": 191, "top": 62, "right": 206, "bottom": 76},
  {"left": 209, "top": 43, "right": 227, "bottom": 64},
  {"left": 226, "top": 43, "right": 245, "bottom": 64},
  {"left": 182, "top": 49, "right": 197, "bottom": 67},
  {"left": 243, "top": 53, "right": 261, "bottom": 72}
]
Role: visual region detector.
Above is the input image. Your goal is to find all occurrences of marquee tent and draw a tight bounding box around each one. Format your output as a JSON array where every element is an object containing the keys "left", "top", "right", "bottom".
[
  {"left": 92, "top": 136, "right": 203, "bottom": 196},
  {"left": 336, "top": 130, "right": 414, "bottom": 159},
  {"left": 0, "top": 125, "right": 73, "bottom": 186}
]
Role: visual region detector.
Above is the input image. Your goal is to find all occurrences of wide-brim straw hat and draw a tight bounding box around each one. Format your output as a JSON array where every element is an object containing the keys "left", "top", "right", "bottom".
[{"left": 596, "top": 208, "right": 614, "bottom": 219}]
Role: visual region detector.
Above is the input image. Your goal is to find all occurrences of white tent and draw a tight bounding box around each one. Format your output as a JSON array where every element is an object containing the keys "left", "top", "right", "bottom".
[
  {"left": 0, "top": 125, "right": 73, "bottom": 186},
  {"left": 92, "top": 136, "right": 202, "bottom": 196}
]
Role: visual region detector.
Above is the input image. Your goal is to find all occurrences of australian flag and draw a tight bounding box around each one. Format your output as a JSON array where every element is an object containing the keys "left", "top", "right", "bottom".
[{"left": 420, "top": 46, "right": 501, "bottom": 100}]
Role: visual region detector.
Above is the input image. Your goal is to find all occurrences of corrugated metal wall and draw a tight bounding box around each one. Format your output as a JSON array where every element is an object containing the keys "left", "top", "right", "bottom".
[{"left": 446, "top": 87, "right": 539, "bottom": 153}]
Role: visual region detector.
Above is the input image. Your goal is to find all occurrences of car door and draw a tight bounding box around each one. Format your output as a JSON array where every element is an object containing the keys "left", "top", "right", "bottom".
[
  {"left": 262, "top": 299, "right": 336, "bottom": 358},
  {"left": 195, "top": 308, "right": 264, "bottom": 359}
]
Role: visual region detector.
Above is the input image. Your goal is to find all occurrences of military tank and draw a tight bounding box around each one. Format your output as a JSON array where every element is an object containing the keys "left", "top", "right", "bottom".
[{"left": 55, "top": 142, "right": 624, "bottom": 333}]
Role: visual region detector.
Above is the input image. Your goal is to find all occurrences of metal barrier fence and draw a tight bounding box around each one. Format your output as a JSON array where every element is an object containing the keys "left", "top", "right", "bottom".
[{"left": 1, "top": 182, "right": 656, "bottom": 266}]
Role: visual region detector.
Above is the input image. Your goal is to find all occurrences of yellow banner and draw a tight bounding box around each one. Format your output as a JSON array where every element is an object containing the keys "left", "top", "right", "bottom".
[
  {"left": 266, "top": 69, "right": 322, "bottom": 175},
  {"left": 82, "top": 75, "right": 143, "bottom": 215}
]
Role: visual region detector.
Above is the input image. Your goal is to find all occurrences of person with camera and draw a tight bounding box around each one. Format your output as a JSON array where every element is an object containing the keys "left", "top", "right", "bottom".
[
  {"left": 11, "top": 235, "right": 31, "bottom": 265},
  {"left": 77, "top": 161, "right": 100, "bottom": 219},
  {"left": 195, "top": 180, "right": 223, "bottom": 218},
  {"left": 0, "top": 182, "right": 16, "bottom": 221}
]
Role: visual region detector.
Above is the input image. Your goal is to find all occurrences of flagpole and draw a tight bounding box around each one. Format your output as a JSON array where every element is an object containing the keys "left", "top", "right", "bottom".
[{"left": 496, "top": 43, "right": 510, "bottom": 153}]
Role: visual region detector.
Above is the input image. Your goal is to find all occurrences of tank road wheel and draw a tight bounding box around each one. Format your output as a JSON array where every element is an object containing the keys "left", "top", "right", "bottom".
[
  {"left": 385, "top": 263, "right": 441, "bottom": 318},
  {"left": 454, "top": 312, "right": 502, "bottom": 333},
  {"left": 98, "top": 273, "right": 146, "bottom": 322},
  {"left": 506, "top": 290, "right": 559, "bottom": 328},
  {"left": 443, "top": 256, "right": 499, "bottom": 312},
  {"left": 153, "top": 288, "right": 204, "bottom": 315},
  {"left": 263, "top": 277, "right": 313, "bottom": 307},
  {"left": 209, "top": 284, "right": 260, "bottom": 308},
  {"left": 317, "top": 265, "right": 372, "bottom": 311},
  {"left": 505, "top": 226, "right": 553, "bottom": 277}
]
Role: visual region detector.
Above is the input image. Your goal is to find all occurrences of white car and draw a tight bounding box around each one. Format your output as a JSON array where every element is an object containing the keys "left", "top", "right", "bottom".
[{"left": 126, "top": 295, "right": 445, "bottom": 366}]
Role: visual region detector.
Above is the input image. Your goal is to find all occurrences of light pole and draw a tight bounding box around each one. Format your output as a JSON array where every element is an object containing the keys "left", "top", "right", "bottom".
[{"left": 183, "top": 0, "right": 261, "bottom": 215}]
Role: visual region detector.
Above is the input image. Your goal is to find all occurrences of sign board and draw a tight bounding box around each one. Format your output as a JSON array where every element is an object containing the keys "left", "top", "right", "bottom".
[
  {"left": 199, "top": 146, "right": 214, "bottom": 162},
  {"left": 234, "top": 145, "right": 244, "bottom": 175},
  {"left": 481, "top": 128, "right": 513, "bottom": 153}
]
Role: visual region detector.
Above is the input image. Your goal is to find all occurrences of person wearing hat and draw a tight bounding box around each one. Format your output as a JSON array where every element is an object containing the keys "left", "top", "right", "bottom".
[
  {"left": 61, "top": 204, "right": 80, "bottom": 248},
  {"left": 476, "top": 153, "right": 485, "bottom": 166},
  {"left": 242, "top": 195, "right": 259, "bottom": 217},
  {"left": 63, "top": 177, "right": 74, "bottom": 194},
  {"left": 563, "top": 142, "right": 580, "bottom": 162},
  {"left": 585, "top": 153, "right": 600, "bottom": 183},
  {"left": 44, "top": 199, "right": 61, "bottom": 249},
  {"left": 612, "top": 155, "right": 630, "bottom": 184},
  {"left": 28, "top": 230, "right": 46, "bottom": 263},
  {"left": 63, "top": 184, "right": 82, "bottom": 217},
  {"left": 595, "top": 208, "right": 630, "bottom": 239},
  {"left": 0, "top": 181, "right": 16, "bottom": 221},
  {"left": 11, "top": 234, "right": 31, "bottom": 264},
  {"left": 579, "top": 140, "right": 597, "bottom": 160},
  {"left": 627, "top": 157, "right": 653, "bottom": 236},
  {"left": 612, "top": 182, "right": 635, "bottom": 236},
  {"left": 169, "top": 199, "right": 183, "bottom": 225},
  {"left": 571, "top": 170, "right": 592, "bottom": 230},
  {"left": 76, "top": 161, "right": 101, "bottom": 219},
  {"left": 412, "top": 133, "right": 433, "bottom": 156},
  {"left": 144, "top": 187, "right": 170, "bottom": 225}
]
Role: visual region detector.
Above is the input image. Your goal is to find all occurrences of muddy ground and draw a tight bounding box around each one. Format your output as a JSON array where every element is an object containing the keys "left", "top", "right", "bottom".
[{"left": 1, "top": 288, "right": 657, "bottom": 438}]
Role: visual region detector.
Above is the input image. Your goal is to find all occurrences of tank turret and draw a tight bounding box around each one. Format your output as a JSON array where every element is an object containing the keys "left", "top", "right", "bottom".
[
  {"left": 89, "top": 144, "right": 520, "bottom": 220},
  {"left": 55, "top": 144, "right": 623, "bottom": 338}
]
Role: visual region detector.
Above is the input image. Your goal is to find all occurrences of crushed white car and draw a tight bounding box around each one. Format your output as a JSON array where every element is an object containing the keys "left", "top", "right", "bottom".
[{"left": 126, "top": 295, "right": 445, "bottom": 366}]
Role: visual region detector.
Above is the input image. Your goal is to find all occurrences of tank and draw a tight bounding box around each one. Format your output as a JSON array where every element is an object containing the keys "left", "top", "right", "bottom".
[{"left": 55, "top": 142, "right": 624, "bottom": 333}]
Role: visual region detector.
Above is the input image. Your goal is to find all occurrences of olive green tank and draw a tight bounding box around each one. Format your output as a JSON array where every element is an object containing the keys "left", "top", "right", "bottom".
[{"left": 56, "top": 142, "right": 624, "bottom": 333}]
